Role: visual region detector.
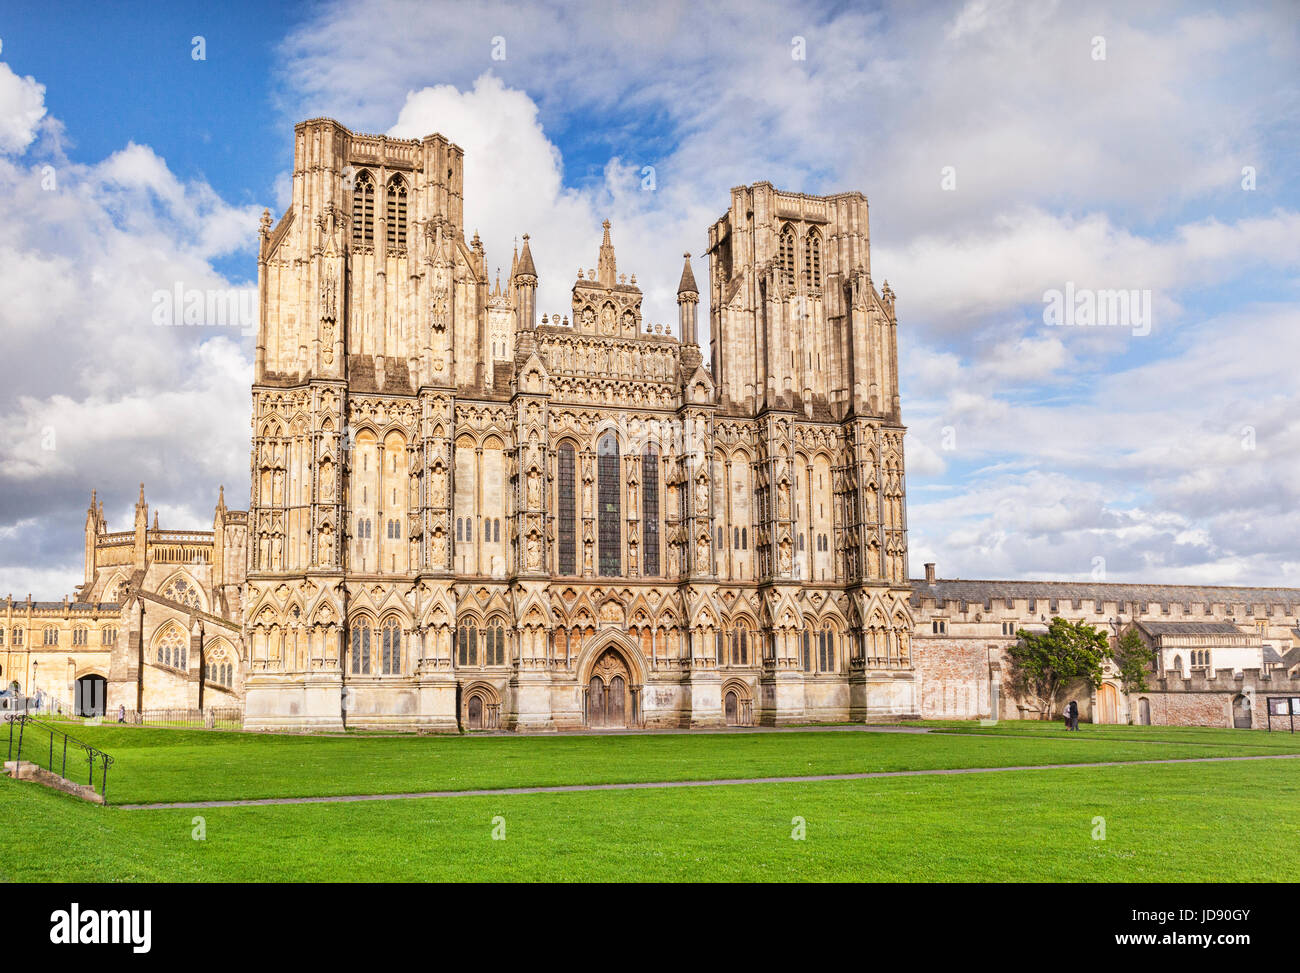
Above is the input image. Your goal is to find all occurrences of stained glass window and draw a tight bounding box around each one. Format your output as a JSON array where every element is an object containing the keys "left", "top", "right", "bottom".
[
  {"left": 642, "top": 448, "right": 660, "bottom": 576},
  {"left": 598, "top": 434, "right": 620, "bottom": 577}
]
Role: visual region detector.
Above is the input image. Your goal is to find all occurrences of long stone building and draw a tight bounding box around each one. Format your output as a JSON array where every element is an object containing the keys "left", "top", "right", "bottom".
[{"left": 3, "top": 118, "right": 1298, "bottom": 731}]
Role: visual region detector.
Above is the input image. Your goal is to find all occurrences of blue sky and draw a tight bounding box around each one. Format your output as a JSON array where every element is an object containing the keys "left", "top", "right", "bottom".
[{"left": 0, "top": 0, "right": 1298, "bottom": 595}]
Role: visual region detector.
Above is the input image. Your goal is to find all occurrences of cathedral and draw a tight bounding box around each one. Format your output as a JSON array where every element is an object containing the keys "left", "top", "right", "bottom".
[{"left": 6, "top": 118, "right": 1294, "bottom": 733}]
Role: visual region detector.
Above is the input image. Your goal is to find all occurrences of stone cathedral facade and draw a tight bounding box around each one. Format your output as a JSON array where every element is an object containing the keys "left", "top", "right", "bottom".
[
  {"left": 8, "top": 121, "right": 1297, "bottom": 733},
  {"left": 239, "top": 117, "right": 916, "bottom": 731}
]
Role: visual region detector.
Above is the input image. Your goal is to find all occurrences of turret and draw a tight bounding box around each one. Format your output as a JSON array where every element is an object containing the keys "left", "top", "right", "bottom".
[
  {"left": 84, "top": 490, "right": 99, "bottom": 586},
  {"left": 514, "top": 233, "right": 538, "bottom": 330},
  {"left": 133, "top": 483, "right": 148, "bottom": 571},
  {"left": 677, "top": 252, "right": 699, "bottom": 346}
]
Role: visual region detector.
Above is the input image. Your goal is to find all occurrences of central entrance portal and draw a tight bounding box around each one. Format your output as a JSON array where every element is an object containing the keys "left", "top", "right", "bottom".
[{"left": 587, "top": 648, "right": 629, "bottom": 728}]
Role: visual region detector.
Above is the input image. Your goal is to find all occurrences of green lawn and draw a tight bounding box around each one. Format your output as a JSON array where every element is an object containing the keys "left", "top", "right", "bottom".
[
  {"left": 4, "top": 720, "right": 1297, "bottom": 882},
  {"left": 8, "top": 721, "right": 1300, "bottom": 805},
  {"left": 2, "top": 759, "right": 1295, "bottom": 882}
]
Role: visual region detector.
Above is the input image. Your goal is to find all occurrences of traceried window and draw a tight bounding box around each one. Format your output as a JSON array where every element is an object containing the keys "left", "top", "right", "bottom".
[
  {"left": 642, "top": 447, "right": 660, "bottom": 576},
  {"left": 801, "top": 630, "right": 812, "bottom": 672},
  {"left": 156, "top": 627, "right": 187, "bottom": 670},
  {"left": 804, "top": 227, "right": 822, "bottom": 290},
  {"left": 486, "top": 617, "right": 506, "bottom": 666},
  {"left": 386, "top": 175, "right": 408, "bottom": 248},
  {"left": 557, "top": 444, "right": 576, "bottom": 574},
  {"left": 381, "top": 617, "right": 402, "bottom": 675},
  {"left": 598, "top": 433, "right": 621, "bottom": 577},
  {"left": 350, "top": 619, "right": 372, "bottom": 675},
  {"left": 779, "top": 224, "right": 797, "bottom": 288},
  {"left": 457, "top": 621, "right": 478, "bottom": 667},
  {"left": 43, "top": 626, "right": 58, "bottom": 646},
  {"left": 818, "top": 625, "right": 835, "bottom": 673},
  {"left": 351, "top": 170, "right": 376, "bottom": 247},
  {"left": 12, "top": 628, "right": 21, "bottom": 646},
  {"left": 72, "top": 626, "right": 88, "bottom": 646},
  {"left": 164, "top": 576, "right": 201, "bottom": 609}
]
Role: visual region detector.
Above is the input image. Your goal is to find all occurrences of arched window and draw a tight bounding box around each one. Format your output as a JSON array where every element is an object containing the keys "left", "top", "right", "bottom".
[
  {"left": 458, "top": 621, "right": 478, "bottom": 667},
  {"left": 72, "top": 626, "right": 88, "bottom": 646},
  {"left": 350, "top": 619, "right": 372, "bottom": 675},
  {"left": 381, "top": 618, "right": 402, "bottom": 675},
  {"left": 164, "top": 576, "right": 200, "bottom": 609},
  {"left": 456, "top": 518, "right": 463, "bottom": 542},
  {"left": 741, "top": 527, "right": 748, "bottom": 550},
  {"left": 43, "top": 626, "right": 58, "bottom": 646},
  {"left": 732, "top": 627, "right": 749, "bottom": 666},
  {"left": 493, "top": 518, "right": 501, "bottom": 543},
  {"left": 779, "top": 224, "right": 797, "bottom": 288},
  {"left": 801, "top": 630, "right": 812, "bottom": 672},
  {"left": 598, "top": 433, "right": 621, "bottom": 577},
  {"left": 642, "top": 447, "right": 660, "bottom": 576},
  {"left": 715, "top": 630, "right": 724, "bottom": 665},
  {"left": 819, "top": 625, "right": 835, "bottom": 672},
  {"left": 734, "top": 526, "right": 740, "bottom": 549},
  {"left": 486, "top": 618, "right": 506, "bottom": 666},
  {"left": 351, "top": 170, "right": 375, "bottom": 246},
  {"left": 557, "top": 443, "right": 577, "bottom": 574},
  {"left": 386, "top": 175, "right": 408, "bottom": 248},
  {"left": 804, "top": 227, "right": 822, "bottom": 289}
]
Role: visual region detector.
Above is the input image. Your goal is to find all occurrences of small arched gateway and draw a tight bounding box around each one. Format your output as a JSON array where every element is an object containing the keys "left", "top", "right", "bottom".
[
  {"left": 722, "top": 680, "right": 753, "bottom": 727},
  {"left": 75, "top": 674, "right": 107, "bottom": 717},
  {"left": 1232, "top": 693, "right": 1252, "bottom": 729},
  {"left": 463, "top": 684, "right": 501, "bottom": 731}
]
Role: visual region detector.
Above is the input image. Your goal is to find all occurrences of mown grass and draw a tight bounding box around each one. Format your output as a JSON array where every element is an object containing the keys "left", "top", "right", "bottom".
[
  {"left": 11, "top": 721, "right": 1298, "bottom": 805},
  {"left": 2, "top": 758, "right": 1296, "bottom": 882}
]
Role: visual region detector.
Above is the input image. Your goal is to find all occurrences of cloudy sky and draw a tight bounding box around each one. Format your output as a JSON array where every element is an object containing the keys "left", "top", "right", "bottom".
[{"left": 0, "top": 0, "right": 1297, "bottom": 595}]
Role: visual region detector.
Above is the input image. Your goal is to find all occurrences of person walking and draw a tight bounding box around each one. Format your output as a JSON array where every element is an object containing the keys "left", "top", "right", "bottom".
[{"left": 1067, "top": 699, "right": 1080, "bottom": 731}]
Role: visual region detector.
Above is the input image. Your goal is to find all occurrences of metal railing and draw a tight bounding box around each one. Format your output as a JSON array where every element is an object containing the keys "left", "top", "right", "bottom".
[
  {"left": 6, "top": 716, "right": 114, "bottom": 799},
  {"left": 120, "top": 708, "right": 243, "bottom": 731}
]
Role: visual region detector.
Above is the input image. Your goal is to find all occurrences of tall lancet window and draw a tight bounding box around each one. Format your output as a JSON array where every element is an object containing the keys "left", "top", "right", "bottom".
[
  {"left": 598, "top": 433, "right": 621, "bottom": 577},
  {"left": 804, "top": 227, "right": 822, "bottom": 290},
  {"left": 351, "top": 170, "right": 375, "bottom": 246},
  {"left": 642, "top": 447, "right": 660, "bottom": 576},
  {"left": 557, "top": 443, "right": 577, "bottom": 575},
  {"left": 779, "top": 224, "right": 797, "bottom": 288},
  {"left": 386, "top": 175, "right": 408, "bottom": 248}
]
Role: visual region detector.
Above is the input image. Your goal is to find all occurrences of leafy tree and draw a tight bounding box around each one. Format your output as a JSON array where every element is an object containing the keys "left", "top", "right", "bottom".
[
  {"left": 1113, "top": 627, "right": 1155, "bottom": 693},
  {"left": 1007, "top": 617, "right": 1110, "bottom": 720}
]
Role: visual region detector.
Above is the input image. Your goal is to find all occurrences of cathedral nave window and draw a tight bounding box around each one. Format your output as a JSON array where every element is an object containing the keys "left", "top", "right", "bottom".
[
  {"left": 457, "top": 621, "right": 478, "bottom": 667},
  {"left": 642, "top": 447, "right": 660, "bottom": 576},
  {"left": 381, "top": 617, "right": 402, "bottom": 675},
  {"left": 350, "top": 619, "right": 372, "bottom": 675},
  {"left": 351, "top": 170, "right": 375, "bottom": 247},
  {"left": 597, "top": 433, "right": 621, "bottom": 577},
  {"left": 557, "top": 443, "right": 577, "bottom": 575},
  {"left": 386, "top": 175, "right": 408, "bottom": 249},
  {"left": 818, "top": 625, "right": 835, "bottom": 673},
  {"left": 485, "top": 617, "right": 506, "bottom": 666}
]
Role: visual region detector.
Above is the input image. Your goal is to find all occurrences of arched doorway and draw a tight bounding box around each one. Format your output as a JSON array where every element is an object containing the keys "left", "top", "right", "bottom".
[
  {"left": 1096, "top": 684, "right": 1119, "bottom": 724},
  {"left": 1233, "top": 693, "right": 1252, "bottom": 729},
  {"left": 722, "top": 682, "right": 753, "bottom": 726},
  {"left": 1138, "top": 697, "right": 1151, "bottom": 726},
  {"left": 75, "top": 675, "right": 106, "bottom": 717},
  {"left": 467, "top": 695, "right": 483, "bottom": 729},
  {"left": 587, "top": 648, "right": 630, "bottom": 728}
]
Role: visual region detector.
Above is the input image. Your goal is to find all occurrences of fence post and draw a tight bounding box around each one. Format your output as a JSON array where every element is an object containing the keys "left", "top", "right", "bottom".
[
  {"left": 62, "top": 736, "right": 67, "bottom": 779},
  {"left": 17, "top": 718, "right": 25, "bottom": 766}
]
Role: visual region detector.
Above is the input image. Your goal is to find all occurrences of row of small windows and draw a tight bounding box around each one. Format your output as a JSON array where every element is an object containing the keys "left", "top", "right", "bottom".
[
  {"left": 7, "top": 626, "right": 116, "bottom": 648},
  {"left": 156, "top": 641, "right": 188, "bottom": 671},
  {"left": 1190, "top": 649, "right": 1212, "bottom": 669},
  {"left": 778, "top": 224, "right": 822, "bottom": 289},
  {"left": 351, "top": 171, "right": 408, "bottom": 249},
  {"left": 457, "top": 619, "right": 507, "bottom": 667},
  {"left": 456, "top": 517, "right": 502, "bottom": 543}
]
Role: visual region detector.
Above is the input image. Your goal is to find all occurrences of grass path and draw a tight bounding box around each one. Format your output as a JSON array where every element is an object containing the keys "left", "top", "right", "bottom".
[{"left": 113, "top": 751, "right": 1300, "bottom": 810}]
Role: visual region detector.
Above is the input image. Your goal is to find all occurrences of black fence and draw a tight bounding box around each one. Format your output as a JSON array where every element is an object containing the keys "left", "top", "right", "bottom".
[
  {"left": 119, "top": 708, "right": 244, "bottom": 731},
  {"left": 5, "top": 716, "right": 114, "bottom": 799}
]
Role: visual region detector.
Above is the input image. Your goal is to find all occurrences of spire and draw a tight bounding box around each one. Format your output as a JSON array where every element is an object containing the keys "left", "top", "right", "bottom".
[
  {"left": 596, "top": 219, "right": 616, "bottom": 285},
  {"left": 153, "top": 511, "right": 159, "bottom": 530},
  {"left": 137, "top": 482, "right": 145, "bottom": 508},
  {"left": 677, "top": 252, "right": 699, "bottom": 296},
  {"left": 217, "top": 484, "right": 226, "bottom": 511},
  {"left": 510, "top": 239, "right": 519, "bottom": 278},
  {"left": 516, "top": 233, "right": 537, "bottom": 278}
]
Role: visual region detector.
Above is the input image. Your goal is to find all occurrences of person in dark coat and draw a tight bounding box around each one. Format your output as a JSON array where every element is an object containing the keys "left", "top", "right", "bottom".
[{"left": 1067, "top": 700, "right": 1080, "bottom": 731}]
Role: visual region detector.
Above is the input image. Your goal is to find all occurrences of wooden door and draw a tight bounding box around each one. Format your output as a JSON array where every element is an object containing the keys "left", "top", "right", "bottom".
[
  {"left": 725, "top": 690, "right": 738, "bottom": 726},
  {"left": 1096, "top": 684, "right": 1118, "bottom": 724},
  {"left": 1233, "top": 694, "right": 1252, "bottom": 729},
  {"left": 1138, "top": 698, "right": 1151, "bottom": 725},
  {"left": 608, "top": 675, "right": 625, "bottom": 727},
  {"left": 589, "top": 677, "right": 606, "bottom": 728}
]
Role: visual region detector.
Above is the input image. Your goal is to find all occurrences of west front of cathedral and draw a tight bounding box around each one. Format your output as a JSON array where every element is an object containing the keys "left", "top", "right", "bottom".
[{"left": 15, "top": 118, "right": 1288, "bottom": 734}]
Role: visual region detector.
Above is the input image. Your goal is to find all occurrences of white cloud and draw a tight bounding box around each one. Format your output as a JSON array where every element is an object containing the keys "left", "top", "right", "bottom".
[{"left": 0, "top": 62, "right": 46, "bottom": 155}]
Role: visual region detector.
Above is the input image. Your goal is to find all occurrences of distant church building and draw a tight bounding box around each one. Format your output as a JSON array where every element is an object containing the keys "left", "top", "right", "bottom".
[{"left": 4, "top": 118, "right": 1297, "bottom": 731}]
